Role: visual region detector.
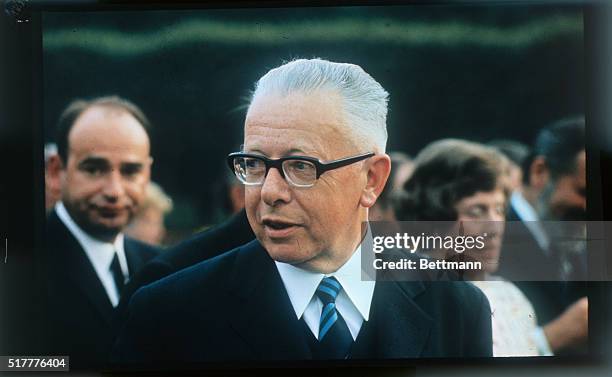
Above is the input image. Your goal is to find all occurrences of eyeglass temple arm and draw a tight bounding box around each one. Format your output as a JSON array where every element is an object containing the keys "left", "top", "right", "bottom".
[{"left": 316, "top": 152, "right": 375, "bottom": 178}]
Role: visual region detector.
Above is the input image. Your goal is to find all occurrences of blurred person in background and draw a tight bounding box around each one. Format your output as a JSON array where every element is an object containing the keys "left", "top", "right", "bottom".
[
  {"left": 497, "top": 117, "right": 588, "bottom": 355},
  {"left": 43, "top": 96, "right": 160, "bottom": 368},
  {"left": 125, "top": 181, "right": 173, "bottom": 246},
  {"left": 369, "top": 151, "right": 414, "bottom": 222},
  {"left": 394, "top": 139, "right": 551, "bottom": 356},
  {"left": 499, "top": 118, "right": 586, "bottom": 279},
  {"left": 534, "top": 118, "right": 586, "bottom": 222},
  {"left": 532, "top": 117, "right": 587, "bottom": 281}
]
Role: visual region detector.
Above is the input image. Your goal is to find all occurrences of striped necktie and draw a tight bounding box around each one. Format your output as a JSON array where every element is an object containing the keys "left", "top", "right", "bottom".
[{"left": 314, "top": 276, "right": 353, "bottom": 359}]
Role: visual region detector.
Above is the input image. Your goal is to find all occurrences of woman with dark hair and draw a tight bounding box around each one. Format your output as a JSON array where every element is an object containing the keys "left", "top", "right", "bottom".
[{"left": 394, "top": 139, "right": 550, "bottom": 357}]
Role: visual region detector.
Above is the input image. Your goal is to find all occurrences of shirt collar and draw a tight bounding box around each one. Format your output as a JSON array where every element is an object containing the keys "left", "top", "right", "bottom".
[
  {"left": 510, "top": 192, "right": 550, "bottom": 252},
  {"left": 510, "top": 191, "right": 539, "bottom": 222},
  {"left": 275, "top": 243, "right": 376, "bottom": 322},
  {"left": 55, "top": 202, "right": 128, "bottom": 277}
]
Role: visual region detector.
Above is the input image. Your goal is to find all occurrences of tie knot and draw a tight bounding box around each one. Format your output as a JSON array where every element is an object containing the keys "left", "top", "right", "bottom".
[{"left": 316, "top": 277, "right": 342, "bottom": 305}]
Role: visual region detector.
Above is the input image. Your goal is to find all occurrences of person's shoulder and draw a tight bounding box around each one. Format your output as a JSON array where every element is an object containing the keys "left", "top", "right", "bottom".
[
  {"left": 455, "top": 281, "right": 488, "bottom": 304},
  {"left": 419, "top": 280, "right": 489, "bottom": 308},
  {"left": 124, "top": 237, "right": 160, "bottom": 260},
  {"left": 451, "top": 280, "right": 488, "bottom": 301},
  {"left": 44, "top": 209, "right": 81, "bottom": 260},
  {"left": 133, "top": 238, "right": 261, "bottom": 300},
  {"left": 154, "top": 210, "right": 255, "bottom": 271},
  {"left": 45, "top": 208, "right": 61, "bottom": 227},
  {"left": 45, "top": 209, "right": 68, "bottom": 239}
]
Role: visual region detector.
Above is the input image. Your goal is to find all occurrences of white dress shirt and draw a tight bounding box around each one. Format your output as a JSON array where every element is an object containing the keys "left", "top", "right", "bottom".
[
  {"left": 510, "top": 191, "right": 550, "bottom": 254},
  {"left": 55, "top": 202, "right": 129, "bottom": 307},
  {"left": 275, "top": 245, "right": 376, "bottom": 340}
]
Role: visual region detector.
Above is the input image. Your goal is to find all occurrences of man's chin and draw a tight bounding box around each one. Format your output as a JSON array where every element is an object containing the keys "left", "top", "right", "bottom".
[
  {"left": 84, "top": 219, "right": 127, "bottom": 242},
  {"left": 263, "top": 241, "right": 313, "bottom": 265}
]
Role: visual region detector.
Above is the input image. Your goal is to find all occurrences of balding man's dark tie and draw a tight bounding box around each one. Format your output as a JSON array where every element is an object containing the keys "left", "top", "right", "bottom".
[
  {"left": 110, "top": 253, "right": 125, "bottom": 296},
  {"left": 314, "top": 277, "right": 353, "bottom": 359}
]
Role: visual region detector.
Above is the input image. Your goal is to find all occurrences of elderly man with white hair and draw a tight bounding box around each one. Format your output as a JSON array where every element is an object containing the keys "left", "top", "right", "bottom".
[{"left": 113, "top": 58, "right": 492, "bottom": 364}]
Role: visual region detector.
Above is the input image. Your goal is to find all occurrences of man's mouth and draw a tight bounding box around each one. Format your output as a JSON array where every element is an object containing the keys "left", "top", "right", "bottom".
[
  {"left": 262, "top": 219, "right": 300, "bottom": 238},
  {"left": 95, "top": 206, "right": 124, "bottom": 218}
]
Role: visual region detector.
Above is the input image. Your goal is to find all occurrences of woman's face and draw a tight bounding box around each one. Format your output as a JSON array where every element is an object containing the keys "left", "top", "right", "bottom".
[{"left": 454, "top": 188, "right": 506, "bottom": 274}]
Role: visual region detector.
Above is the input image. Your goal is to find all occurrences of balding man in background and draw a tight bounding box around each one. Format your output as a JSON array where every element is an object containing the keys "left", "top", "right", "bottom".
[{"left": 44, "top": 96, "right": 159, "bottom": 368}]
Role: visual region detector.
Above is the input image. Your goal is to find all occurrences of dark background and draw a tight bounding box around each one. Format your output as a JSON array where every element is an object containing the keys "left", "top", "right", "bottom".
[{"left": 41, "top": 4, "right": 584, "bottom": 239}]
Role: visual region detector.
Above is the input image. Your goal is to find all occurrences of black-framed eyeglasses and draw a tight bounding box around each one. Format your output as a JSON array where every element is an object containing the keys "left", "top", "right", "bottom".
[{"left": 227, "top": 151, "right": 375, "bottom": 188}]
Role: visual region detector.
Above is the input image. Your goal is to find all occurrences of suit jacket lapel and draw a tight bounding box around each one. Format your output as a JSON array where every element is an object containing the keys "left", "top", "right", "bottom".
[
  {"left": 351, "top": 280, "right": 433, "bottom": 359},
  {"left": 48, "top": 211, "right": 114, "bottom": 324},
  {"left": 226, "top": 240, "right": 311, "bottom": 360}
]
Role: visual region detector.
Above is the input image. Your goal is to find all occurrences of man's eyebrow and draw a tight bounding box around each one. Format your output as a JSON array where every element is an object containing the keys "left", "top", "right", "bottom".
[
  {"left": 120, "top": 162, "right": 145, "bottom": 171},
  {"left": 286, "top": 148, "right": 309, "bottom": 155},
  {"left": 121, "top": 161, "right": 145, "bottom": 167},
  {"left": 77, "top": 157, "right": 110, "bottom": 167}
]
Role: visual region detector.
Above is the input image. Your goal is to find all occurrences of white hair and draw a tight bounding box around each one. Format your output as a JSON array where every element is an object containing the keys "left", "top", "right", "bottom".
[{"left": 249, "top": 58, "right": 389, "bottom": 153}]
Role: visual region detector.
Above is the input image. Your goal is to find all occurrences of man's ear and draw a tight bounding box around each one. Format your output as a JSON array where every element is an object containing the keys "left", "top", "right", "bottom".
[
  {"left": 46, "top": 154, "right": 64, "bottom": 191},
  {"left": 529, "top": 156, "right": 550, "bottom": 192},
  {"left": 360, "top": 154, "right": 391, "bottom": 209}
]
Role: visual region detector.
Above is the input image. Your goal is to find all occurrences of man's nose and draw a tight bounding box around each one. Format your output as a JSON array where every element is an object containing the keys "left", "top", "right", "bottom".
[
  {"left": 102, "top": 170, "right": 125, "bottom": 200},
  {"left": 260, "top": 167, "right": 291, "bottom": 207}
]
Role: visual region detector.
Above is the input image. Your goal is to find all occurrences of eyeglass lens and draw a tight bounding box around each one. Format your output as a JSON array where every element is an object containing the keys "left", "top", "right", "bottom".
[{"left": 233, "top": 156, "right": 317, "bottom": 186}]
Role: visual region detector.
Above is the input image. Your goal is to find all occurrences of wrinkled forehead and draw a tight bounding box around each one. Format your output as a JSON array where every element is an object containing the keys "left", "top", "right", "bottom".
[{"left": 243, "top": 91, "right": 357, "bottom": 158}]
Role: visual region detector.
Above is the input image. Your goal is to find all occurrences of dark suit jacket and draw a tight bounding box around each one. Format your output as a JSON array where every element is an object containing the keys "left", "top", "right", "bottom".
[
  {"left": 116, "top": 209, "right": 254, "bottom": 314},
  {"left": 112, "top": 239, "right": 492, "bottom": 366},
  {"left": 112, "top": 209, "right": 254, "bottom": 340},
  {"left": 43, "top": 210, "right": 159, "bottom": 369}
]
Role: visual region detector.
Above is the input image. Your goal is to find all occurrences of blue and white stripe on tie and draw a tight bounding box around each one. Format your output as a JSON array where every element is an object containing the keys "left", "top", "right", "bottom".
[{"left": 316, "top": 276, "right": 342, "bottom": 340}]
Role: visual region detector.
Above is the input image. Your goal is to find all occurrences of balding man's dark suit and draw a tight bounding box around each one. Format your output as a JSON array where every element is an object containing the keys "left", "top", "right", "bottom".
[
  {"left": 112, "top": 239, "right": 492, "bottom": 366},
  {"left": 42, "top": 210, "right": 159, "bottom": 369}
]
